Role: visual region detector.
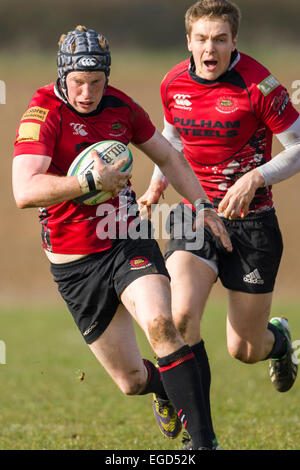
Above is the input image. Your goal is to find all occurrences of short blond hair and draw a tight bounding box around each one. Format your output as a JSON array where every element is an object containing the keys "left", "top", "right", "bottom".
[
  {"left": 185, "top": 0, "right": 241, "bottom": 38},
  {"left": 58, "top": 25, "right": 109, "bottom": 52}
]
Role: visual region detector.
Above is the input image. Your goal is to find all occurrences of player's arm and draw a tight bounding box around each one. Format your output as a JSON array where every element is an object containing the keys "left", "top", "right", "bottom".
[
  {"left": 13, "top": 152, "right": 131, "bottom": 208},
  {"left": 136, "top": 129, "right": 232, "bottom": 252},
  {"left": 137, "top": 128, "right": 207, "bottom": 205},
  {"left": 257, "top": 116, "right": 300, "bottom": 185},
  {"left": 138, "top": 119, "right": 182, "bottom": 208},
  {"left": 218, "top": 116, "right": 300, "bottom": 219}
]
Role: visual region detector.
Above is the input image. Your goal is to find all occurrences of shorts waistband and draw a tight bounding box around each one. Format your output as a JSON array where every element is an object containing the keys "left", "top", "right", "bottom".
[
  {"left": 50, "top": 251, "right": 106, "bottom": 270},
  {"left": 221, "top": 207, "right": 275, "bottom": 224},
  {"left": 179, "top": 202, "right": 275, "bottom": 221}
]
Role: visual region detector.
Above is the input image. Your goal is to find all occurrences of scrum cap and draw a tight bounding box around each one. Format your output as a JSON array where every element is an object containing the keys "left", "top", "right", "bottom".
[{"left": 57, "top": 26, "right": 111, "bottom": 95}]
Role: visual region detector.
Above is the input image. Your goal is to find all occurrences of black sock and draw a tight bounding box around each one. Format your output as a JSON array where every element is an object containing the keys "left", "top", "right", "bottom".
[
  {"left": 265, "top": 322, "right": 288, "bottom": 359},
  {"left": 191, "top": 340, "right": 214, "bottom": 440},
  {"left": 138, "top": 359, "right": 168, "bottom": 400},
  {"left": 158, "top": 345, "right": 212, "bottom": 449}
]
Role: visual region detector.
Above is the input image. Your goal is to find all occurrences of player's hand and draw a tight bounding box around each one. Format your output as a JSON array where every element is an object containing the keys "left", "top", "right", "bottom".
[
  {"left": 218, "top": 169, "right": 264, "bottom": 219},
  {"left": 193, "top": 209, "right": 232, "bottom": 252},
  {"left": 137, "top": 179, "right": 166, "bottom": 220},
  {"left": 91, "top": 150, "right": 132, "bottom": 194}
]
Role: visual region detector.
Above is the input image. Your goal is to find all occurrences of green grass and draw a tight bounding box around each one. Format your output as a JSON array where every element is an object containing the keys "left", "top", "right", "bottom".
[{"left": 0, "top": 299, "right": 300, "bottom": 450}]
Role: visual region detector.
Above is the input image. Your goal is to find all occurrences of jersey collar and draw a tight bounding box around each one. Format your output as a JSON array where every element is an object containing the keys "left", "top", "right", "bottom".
[{"left": 188, "top": 49, "right": 240, "bottom": 85}]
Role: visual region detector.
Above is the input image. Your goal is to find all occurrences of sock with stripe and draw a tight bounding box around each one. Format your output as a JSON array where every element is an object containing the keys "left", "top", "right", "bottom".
[
  {"left": 158, "top": 344, "right": 212, "bottom": 449},
  {"left": 191, "top": 340, "right": 215, "bottom": 441},
  {"left": 138, "top": 359, "right": 168, "bottom": 400}
]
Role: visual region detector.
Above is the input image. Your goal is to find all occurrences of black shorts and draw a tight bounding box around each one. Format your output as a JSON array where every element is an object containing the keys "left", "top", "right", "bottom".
[
  {"left": 165, "top": 203, "right": 283, "bottom": 294},
  {"left": 50, "top": 237, "right": 170, "bottom": 344}
]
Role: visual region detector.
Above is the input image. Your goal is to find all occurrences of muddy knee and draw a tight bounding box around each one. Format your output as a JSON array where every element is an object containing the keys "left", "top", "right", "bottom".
[
  {"left": 148, "top": 315, "right": 179, "bottom": 349},
  {"left": 174, "top": 313, "right": 192, "bottom": 340}
]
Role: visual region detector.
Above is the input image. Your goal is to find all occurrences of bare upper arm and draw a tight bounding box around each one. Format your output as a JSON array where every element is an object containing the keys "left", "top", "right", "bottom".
[
  {"left": 135, "top": 129, "right": 174, "bottom": 166},
  {"left": 12, "top": 154, "right": 52, "bottom": 203},
  {"left": 13, "top": 154, "right": 52, "bottom": 177}
]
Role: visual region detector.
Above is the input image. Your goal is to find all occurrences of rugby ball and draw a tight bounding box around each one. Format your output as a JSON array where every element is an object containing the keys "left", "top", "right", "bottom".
[{"left": 68, "top": 140, "right": 133, "bottom": 205}]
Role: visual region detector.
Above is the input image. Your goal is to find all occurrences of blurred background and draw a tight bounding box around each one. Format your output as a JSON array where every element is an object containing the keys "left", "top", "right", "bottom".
[
  {"left": 0, "top": 0, "right": 300, "bottom": 451},
  {"left": 2, "top": 0, "right": 300, "bottom": 304}
]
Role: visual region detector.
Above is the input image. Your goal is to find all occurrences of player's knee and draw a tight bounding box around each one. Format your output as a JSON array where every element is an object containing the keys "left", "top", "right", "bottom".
[
  {"left": 148, "top": 315, "right": 179, "bottom": 349},
  {"left": 227, "top": 341, "right": 260, "bottom": 364},
  {"left": 118, "top": 371, "right": 146, "bottom": 396},
  {"left": 173, "top": 311, "right": 192, "bottom": 340}
]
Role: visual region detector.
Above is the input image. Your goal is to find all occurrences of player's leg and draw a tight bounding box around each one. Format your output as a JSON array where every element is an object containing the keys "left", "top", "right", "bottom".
[
  {"left": 88, "top": 302, "right": 181, "bottom": 437},
  {"left": 88, "top": 303, "right": 159, "bottom": 395},
  {"left": 166, "top": 250, "right": 216, "bottom": 343},
  {"left": 50, "top": 249, "right": 170, "bottom": 417},
  {"left": 220, "top": 209, "right": 297, "bottom": 392},
  {"left": 226, "top": 290, "right": 275, "bottom": 363},
  {"left": 166, "top": 250, "right": 218, "bottom": 448},
  {"left": 121, "top": 273, "right": 214, "bottom": 449},
  {"left": 163, "top": 200, "right": 220, "bottom": 448},
  {"left": 226, "top": 290, "right": 298, "bottom": 391}
]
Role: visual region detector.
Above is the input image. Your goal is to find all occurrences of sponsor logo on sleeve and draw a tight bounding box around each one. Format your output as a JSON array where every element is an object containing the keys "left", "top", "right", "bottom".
[
  {"left": 17, "top": 122, "right": 41, "bottom": 142},
  {"left": 271, "top": 89, "right": 290, "bottom": 116},
  {"left": 21, "top": 106, "right": 49, "bottom": 122},
  {"left": 257, "top": 75, "right": 280, "bottom": 96}
]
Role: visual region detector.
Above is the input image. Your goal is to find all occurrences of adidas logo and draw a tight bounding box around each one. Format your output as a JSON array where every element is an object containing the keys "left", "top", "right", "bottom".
[{"left": 243, "top": 268, "right": 264, "bottom": 285}]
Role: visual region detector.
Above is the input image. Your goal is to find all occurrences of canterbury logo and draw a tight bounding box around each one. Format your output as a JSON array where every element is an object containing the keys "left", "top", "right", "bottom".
[
  {"left": 78, "top": 57, "right": 98, "bottom": 67},
  {"left": 70, "top": 123, "right": 88, "bottom": 136},
  {"left": 173, "top": 94, "right": 192, "bottom": 107}
]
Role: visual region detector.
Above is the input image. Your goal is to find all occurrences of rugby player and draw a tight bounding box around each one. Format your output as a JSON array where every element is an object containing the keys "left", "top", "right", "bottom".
[
  {"left": 139, "top": 0, "right": 300, "bottom": 449},
  {"left": 12, "top": 26, "right": 232, "bottom": 450}
]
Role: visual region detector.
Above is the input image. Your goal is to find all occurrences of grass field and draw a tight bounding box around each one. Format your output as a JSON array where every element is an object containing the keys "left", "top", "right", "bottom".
[{"left": 1, "top": 297, "right": 299, "bottom": 451}]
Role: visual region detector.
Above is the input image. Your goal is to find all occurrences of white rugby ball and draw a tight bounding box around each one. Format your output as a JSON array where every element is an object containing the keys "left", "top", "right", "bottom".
[{"left": 68, "top": 140, "right": 133, "bottom": 205}]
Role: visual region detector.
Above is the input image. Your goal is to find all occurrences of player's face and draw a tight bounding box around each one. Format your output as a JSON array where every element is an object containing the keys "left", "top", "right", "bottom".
[
  {"left": 66, "top": 71, "right": 106, "bottom": 113},
  {"left": 187, "top": 18, "right": 237, "bottom": 81}
]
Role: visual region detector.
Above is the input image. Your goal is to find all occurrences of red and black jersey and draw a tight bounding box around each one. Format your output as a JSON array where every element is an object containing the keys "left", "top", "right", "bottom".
[
  {"left": 161, "top": 50, "right": 299, "bottom": 213},
  {"left": 14, "top": 82, "right": 156, "bottom": 254}
]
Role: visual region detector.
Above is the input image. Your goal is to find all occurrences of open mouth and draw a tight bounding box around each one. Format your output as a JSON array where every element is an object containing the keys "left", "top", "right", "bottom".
[
  {"left": 204, "top": 60, "right": 218, "bottom": 71},
  {"left": 79, "top": 101, "right": 93, "bottom": 107}
]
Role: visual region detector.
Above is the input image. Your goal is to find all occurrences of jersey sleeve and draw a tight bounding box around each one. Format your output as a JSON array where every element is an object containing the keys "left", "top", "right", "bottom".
[
  {"left": 253, "top": 74, "right": 299, "bottom": 134},
  {"left": 14, "top": 93, "right": 59, "bottom": 158},
  {"left": 129, "top": 99, "right": 156, "bottom": 145},
  {"left": 160, "top": 75, "right": 173, "bottom": 125}
]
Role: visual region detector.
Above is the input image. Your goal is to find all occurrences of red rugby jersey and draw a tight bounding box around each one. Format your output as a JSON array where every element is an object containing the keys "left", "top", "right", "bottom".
[
  {"left": 14, "top": 82, "right": 156, "bottom": 254},
  {"left": 161, "top": 51, "right": 299, "bottom": 213}
]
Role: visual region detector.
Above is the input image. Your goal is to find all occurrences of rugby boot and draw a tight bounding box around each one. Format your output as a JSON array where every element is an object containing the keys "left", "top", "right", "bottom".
[
  {"left": 152, "top": 394, "right": 182, "bottom": 439},
  {"left": 269, "top": 317, "right": 298, "bottom": 392}
]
